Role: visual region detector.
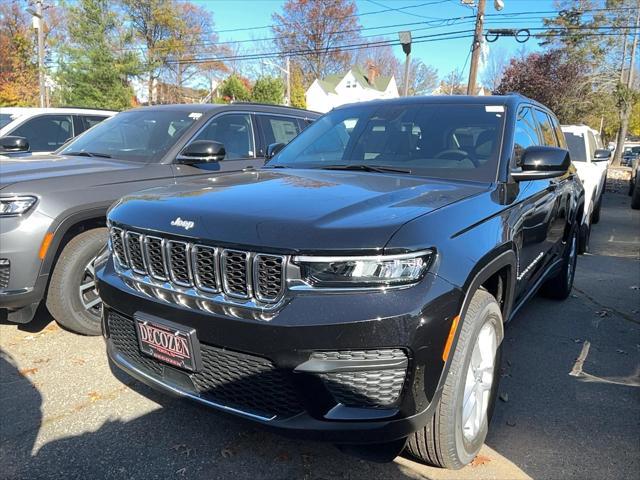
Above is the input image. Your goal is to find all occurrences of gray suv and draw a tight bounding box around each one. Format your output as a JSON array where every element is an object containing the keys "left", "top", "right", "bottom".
[{"left": 0, "top": 103, "right": 318, "bottom": 334}]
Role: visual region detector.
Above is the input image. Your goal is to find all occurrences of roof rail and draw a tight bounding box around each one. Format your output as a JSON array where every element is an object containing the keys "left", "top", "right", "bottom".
[{"left": 228, "top": 101, "right": 313, "bottom": 112}]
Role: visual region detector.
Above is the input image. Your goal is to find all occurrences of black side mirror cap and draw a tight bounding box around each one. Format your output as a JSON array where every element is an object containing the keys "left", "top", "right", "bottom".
[
  {"left": 512, "top": 146, "right": 571, "bottom": 181},
  {"left": 177, "top": 140, "right": 225, "bottom": 164},
  {"left": 265, "top": 142, "right": 285, "bottom": 160},
  {"left": 0, "top": 136, "right": 29, "bottom": 152},
  {"left": 593, "top": 149, "right": 611, "bottom": 161}
]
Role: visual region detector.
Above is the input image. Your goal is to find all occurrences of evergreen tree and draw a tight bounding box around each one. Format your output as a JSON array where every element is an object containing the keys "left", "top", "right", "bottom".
[
  {"left": 289, "top": 64, "right": 307, "bottom": 109},
  {"left": 218, "top": 74, "right": 251, "bottom": 102},
  {"left": 251, "top": 77, "right": 284, "bottom": 105},
  {"left": 56, "top": 0, "right": 139, "bottom": 110}
]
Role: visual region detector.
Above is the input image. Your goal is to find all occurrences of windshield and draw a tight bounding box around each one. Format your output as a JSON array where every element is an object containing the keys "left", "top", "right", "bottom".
[
  {"left": 563, "top": 132, "right": 587, "bottom": 162},
  {"left": 0, "top": 113, "right": 15, "bottom": 129},
  {"left": 268, "top": 103, "right": 505, "bottom": 182},
  {"left": 59, "top": 110, "right": 199, "bottom": 162}
]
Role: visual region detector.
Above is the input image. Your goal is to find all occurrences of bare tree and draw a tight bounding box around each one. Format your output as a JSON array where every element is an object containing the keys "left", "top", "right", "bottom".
[
  {"left": 397, "top": 59, "right": 438, "bottom": 96},
  {"left": 481, "top": 46, "right": 508, "bottom": 92},
  {"left": 272, "top": 0, "right": 362, "bottom": 82}
]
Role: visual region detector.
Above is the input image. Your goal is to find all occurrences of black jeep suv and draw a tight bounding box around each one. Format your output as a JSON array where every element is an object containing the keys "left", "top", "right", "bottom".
[{"left": 96, "top": 95, "right": 584, "bottom": 468}]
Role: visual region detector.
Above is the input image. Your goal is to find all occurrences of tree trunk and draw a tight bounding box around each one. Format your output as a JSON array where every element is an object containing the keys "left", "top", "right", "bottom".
[{"left": 148, "top": 72, "right": 154, "bottom": 106}]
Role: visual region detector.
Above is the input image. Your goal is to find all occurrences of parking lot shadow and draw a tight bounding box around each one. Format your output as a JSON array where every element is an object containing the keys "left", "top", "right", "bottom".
[{"left": 0, "top": 303, "right": 54, "bottom": 334}]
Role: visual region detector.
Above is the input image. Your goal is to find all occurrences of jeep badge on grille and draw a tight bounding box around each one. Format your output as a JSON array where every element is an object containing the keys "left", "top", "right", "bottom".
[{"left": 170, "top": 217, "right": 195, "bottom": 230}]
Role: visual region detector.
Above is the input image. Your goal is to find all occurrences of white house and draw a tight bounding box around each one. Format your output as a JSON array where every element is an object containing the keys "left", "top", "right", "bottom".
[{"left": 305, "top": 65, "right": 399, "bottom": 113}]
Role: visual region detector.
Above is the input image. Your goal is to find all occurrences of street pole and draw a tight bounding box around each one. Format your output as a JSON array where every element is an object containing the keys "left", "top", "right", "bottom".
[
  {"left": 403, "top": 52, "right": 410, "bottom": 96},
  {"left": 398, "top": 31, "right": 412, "bottom": 96},
  {"left": 286, "top": 56, "right": 291, "bottom": 106},
  {"left": 466, "top": 0, "right": 486, "bottom": 95}
]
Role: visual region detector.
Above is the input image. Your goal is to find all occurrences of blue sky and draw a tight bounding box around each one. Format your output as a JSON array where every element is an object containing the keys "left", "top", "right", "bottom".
[{"left": 200, "top": 0, "right": 558, "bottom": 80}]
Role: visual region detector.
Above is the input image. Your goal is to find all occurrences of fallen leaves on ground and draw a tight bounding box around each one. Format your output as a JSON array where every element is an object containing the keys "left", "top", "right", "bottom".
[
  {"left": 221, "top": 447, "right": 235, "bottom": 458},
  {"left": 87, "top": 391, "right": 101, "bottom": 402},
  {"left": 276, "top": 451, "right": 290, "bottom": 462},
  {"left": 175, "top": 467, "right": 187, "bottom": 476},
  {"left": 19, "top": 367, "right": 38, "bottom": 376},
  {"left": 470, "top": 454, "right": 491, "bottom": 467},
  {"left": 506, "top": 420, "right": 516, "bottom": 427}
]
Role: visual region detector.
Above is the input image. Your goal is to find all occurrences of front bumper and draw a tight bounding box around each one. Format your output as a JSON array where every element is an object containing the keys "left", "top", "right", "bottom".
[
  {"left": 0, "top": 211, "right": 53, "bottom": 313},
  {"left": 98, "top": 259, "right": 463, "bottom": 444}
]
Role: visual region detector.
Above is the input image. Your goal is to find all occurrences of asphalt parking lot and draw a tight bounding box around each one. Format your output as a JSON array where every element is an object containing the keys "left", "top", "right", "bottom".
[{"left": 1, "top": 184, "right": 638, "bottom": 480}]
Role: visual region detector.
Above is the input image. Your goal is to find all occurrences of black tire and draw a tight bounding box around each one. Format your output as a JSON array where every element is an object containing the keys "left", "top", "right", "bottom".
[
  {"left": 632, "top": 180, "right": 640, "bottom": 209},
  {"left": 591, "top": 194, "right": 602, "bottom": 224},
  {"left": 406, "top": 289, "right": 502, "bottom": 469},
  {"left": 46, "top": 228, "right": 108, "bottom": 335},
  {"left": 541, "top": 227, "right": 578, "bottom": 300},
  {"left": 578, "top": 222, "right": 590, "bottom": 254}
]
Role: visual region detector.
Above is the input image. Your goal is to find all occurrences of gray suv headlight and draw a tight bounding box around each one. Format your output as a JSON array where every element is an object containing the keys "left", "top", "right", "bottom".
[
  {"left": 293, "top": 250, "right": 433, "bottom": 288},
  {"left": 0, "top": 196, "right": 37, "bottom": 216}
]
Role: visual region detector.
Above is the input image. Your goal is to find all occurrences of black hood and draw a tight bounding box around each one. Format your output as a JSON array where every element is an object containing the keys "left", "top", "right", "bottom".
[{"left": 109, "top": 169, "right": 488, "bottom": 253}]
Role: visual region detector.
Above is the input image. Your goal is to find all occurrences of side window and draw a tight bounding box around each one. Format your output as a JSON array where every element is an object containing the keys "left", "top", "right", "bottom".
[
  {"left": 191, "top": 113, "right": 254, "bottom": 160},
  {"left": 11, "top": 115, "right": 73, "bottom": 152},
  {"left": 513, "top": 107, "right": 539, "bottom": 165},
  {"left": 82, "top": 115, "right": 109, "bottom": 131},
  {"left": 549, "top": 114, "right": 567, "bottom": 149},
  {"left": 534, "top": 109, "right": 558, "bottom": 147},
  {"left": 257, "top": 115, "right": 301, "bottom": 148}
]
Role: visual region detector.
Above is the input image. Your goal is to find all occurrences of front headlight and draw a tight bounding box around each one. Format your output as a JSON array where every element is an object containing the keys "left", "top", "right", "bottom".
[
  {"left": 293, "top": 250, "right": 433, "bottom": 288},
  {"left": 0, "top": 196, "right": 37, "bottom": 216}
]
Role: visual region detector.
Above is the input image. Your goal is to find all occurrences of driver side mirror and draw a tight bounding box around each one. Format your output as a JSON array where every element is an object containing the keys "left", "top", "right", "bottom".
[
  {"left": 593, "top": 149, "right": 611, "bottom": 162},
  {"left": 265, "top": 142, "right": 285, "bottom": 160},
  {"left": 0, "top": 136, "right": 29, "bottom": 153},
  {"left": 177, "top": 140, "right": 225, "bottom": 164},
  {"left": 512, "top": 146, "right": 570, "bottom": 181}
]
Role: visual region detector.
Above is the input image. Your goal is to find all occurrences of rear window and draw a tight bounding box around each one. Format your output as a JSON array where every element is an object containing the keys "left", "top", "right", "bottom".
[{"left": 563, "top": 132, "right": 587, "bottom": 162}]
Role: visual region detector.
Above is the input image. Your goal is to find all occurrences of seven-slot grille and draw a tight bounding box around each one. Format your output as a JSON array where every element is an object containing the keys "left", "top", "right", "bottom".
[{"left": 109, "top": 226, "right": 286, "bottom": 304}]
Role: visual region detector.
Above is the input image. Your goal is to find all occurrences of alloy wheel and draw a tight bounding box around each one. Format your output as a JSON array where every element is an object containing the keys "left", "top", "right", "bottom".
[
  {"left": 461, "top": 321, "right": 497, "bottom": 442},
  {"left": 79, "top": 257, "right": 101, "bottom": 316}
]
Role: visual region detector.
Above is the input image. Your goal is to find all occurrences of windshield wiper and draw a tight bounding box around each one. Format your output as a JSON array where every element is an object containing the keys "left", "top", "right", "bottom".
[
  {"left": 321, "top": 164, "right": 411, "bottom": 174},
  {"left": 64, "top": 151, "right": 112, "bottom": 158}
]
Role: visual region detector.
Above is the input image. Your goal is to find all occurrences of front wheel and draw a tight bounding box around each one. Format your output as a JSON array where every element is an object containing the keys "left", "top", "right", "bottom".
[
  {"left": 46, "top": 228, "right": 108, "bottom": 335},
  {"left": 406, "top": 289, "right": 502, "bottom": 469}
]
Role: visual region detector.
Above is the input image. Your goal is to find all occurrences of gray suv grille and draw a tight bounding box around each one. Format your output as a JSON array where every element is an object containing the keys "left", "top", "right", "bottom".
[{"left": 111, "top": 227, "right": 286, "bottom": 306}]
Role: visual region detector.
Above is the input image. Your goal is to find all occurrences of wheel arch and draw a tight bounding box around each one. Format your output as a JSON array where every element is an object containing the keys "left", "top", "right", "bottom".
[
  {"left": 39, "top": 206, "right": 109, "bottom": 279},
  {"left": 459, "top": 248, "right": 517, "bottom": 340}
]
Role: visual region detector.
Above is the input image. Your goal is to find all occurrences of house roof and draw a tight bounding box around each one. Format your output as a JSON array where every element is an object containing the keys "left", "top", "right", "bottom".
[{"left": 315, "top": 66, "right": 393, "bottom": 94}]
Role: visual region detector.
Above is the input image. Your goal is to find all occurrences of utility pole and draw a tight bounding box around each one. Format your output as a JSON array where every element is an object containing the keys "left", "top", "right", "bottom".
[
  {"left": 398, "top": 31, "right": 412, "bottom": 96},
  {"left": 28, "top": 1, "right": 46, "bottom": 107},
  {"left": 261, "top": 58, "right": 291, "bottom": 106},
  {"left": 466, "top": 0, "right": 486, "bottom": 95},
  {"left": 613, "top": 4, "right": 639, "bottom": 166}
]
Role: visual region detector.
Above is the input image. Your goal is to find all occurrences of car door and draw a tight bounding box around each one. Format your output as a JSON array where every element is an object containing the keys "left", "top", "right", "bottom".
[
  {"left": 10, "top": 114, "right": 74, "bottom": 153},
  {"left": 254, "top": 113, "right": 303, "bottom": 157},
  {"left": 511, "top": 106, "right": 562, "bottom": 299},
  {"left": 172, "top": 112, "right": 264, "bottom": 179}
]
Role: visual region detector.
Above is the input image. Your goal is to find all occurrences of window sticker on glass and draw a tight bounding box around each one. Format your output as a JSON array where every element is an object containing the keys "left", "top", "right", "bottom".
[
  {"left": 485, "top": 106, "right": 504, "bottom": 113},
  {"left": 188, "top": 112, "right": 203, "bottom": 119}
]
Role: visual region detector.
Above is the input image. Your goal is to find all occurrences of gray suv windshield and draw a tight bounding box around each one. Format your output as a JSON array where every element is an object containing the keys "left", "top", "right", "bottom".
[
  {"left": 60, "top": 110, "right": 198, "bottom": 162},
  {"left": 268, "top": 103, "right": 505, "bottom": 182}
]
